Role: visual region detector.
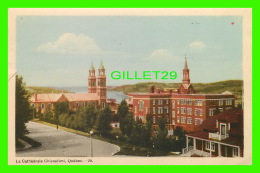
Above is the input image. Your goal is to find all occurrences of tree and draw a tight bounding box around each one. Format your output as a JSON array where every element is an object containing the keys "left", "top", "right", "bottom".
[
  {"left": 95, "top": 105, "right": 113, "bottom": 136},
  {"left": 129, "top": 119, "right": 152, "bottom": 147},
  {"left": 122, "top": 112, "right": 135, "bottom": 137},
  {"left": 84, "top": 105, "right": 98, "bottom": 132},
  {"left": 117, "top": 100, "right": 129, "bottom": 135},
  {"left": 15, "top": 75, "right": 33, "bottom": 142},
  {"left": 53, "top": 102, "right": 69, "bottom": 125},
  {"left": 152, "top": 117, "right": 168, "bottom": 150}
]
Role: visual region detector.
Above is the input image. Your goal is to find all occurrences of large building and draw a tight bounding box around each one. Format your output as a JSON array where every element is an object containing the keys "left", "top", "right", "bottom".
[
  {"left": 30, "top": 62, "right": 108, "bottom": 114},
  {"left": 127, "top": 57, "right": 236, "bottom": 132}
]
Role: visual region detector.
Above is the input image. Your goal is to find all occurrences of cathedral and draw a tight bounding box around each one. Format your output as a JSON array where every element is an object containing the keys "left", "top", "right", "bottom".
[{"left": 30, "top": 61, "right": 107, "bottom": 114}]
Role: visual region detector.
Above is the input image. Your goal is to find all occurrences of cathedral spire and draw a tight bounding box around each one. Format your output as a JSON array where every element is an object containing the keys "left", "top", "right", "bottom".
[
  {"left": 182, "top": 56, "right": 190, "bottom": 85},
  {"left": 184, "top": 55, "right": 188, "bottom": 70},
  {"left": 99, "top": 60, "right": 105, "bottom": 70},
  {"left": 90, "top": 62, "right": 95, "bottom": 70}
]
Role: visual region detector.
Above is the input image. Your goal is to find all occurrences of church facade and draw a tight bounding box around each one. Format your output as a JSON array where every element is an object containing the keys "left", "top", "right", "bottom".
[
  {"left": 127, "top": 57, "right": 236, "bottom": 132},
  {"left": 30, "top": 62, "right": 107, "bottom": 114}
]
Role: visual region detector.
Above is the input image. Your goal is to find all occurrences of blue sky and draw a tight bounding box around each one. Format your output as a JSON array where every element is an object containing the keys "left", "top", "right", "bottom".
[{"left": 16, "top": 16, "right": 242, "bottom": 87}]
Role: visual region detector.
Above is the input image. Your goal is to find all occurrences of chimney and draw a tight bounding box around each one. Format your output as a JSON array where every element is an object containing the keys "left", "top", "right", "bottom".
[
  {"left": 156, "top": 88, "right": 161, "bottom": 94},
  {"left": 35, "top": 94, "right": 37, "bottom": 101},
  {"left": 150, "top": 86, "right": 155, "bottom": 93}
]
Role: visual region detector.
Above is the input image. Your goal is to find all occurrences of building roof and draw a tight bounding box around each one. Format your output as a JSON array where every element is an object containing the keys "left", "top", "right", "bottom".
[
  {"left": 64, "top": 93, "right": 99, "bottom": 101},
  {"left": 30, "top": 93, "right": 99, "bottom": 103},
  {"left": 201, "top": 109, "right": 243, "bottom": 132},
  {"left": 30, "top": 93, "right": 63, "bottom": 103}
]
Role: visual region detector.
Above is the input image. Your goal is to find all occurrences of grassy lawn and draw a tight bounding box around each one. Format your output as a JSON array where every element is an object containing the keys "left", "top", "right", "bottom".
[{"left": 31, "top": 119, "right": 172, "bottom": 157}]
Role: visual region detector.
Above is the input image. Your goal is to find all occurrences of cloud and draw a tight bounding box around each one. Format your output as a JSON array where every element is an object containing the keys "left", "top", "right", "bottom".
[
  {"left": 36, "top": 33, "right": 101, "bottom": 55},
  {"left": 149, "top": 49, "right": 174, "bottom": 60},
  {"left": 188, "top": 41, "right": 206, "bottom": 50}
]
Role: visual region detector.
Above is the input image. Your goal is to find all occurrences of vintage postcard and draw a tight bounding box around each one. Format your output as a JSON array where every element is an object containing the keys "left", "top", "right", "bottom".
[{"left": 8, "top": 8, "right": 252, "bottom": 165}]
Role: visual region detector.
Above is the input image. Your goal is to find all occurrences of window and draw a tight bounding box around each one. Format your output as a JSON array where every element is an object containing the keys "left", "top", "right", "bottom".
[
  {"left": 187, "top": 108, "right": 192, "bottom": 115},
  {"left": 194, "top": 100, "right": 203, "bottom": 106},
  {"left": 158, "top": 100, "right": 163, "bottom": 105},
  {"left": 172, "top": 111, "right": 175, "bottom": 118},
  {"left": 102, "top": 102, "right": 105, "bottom": 108},
  {"left": 172, "top": 101, "right": 175, "bottom": 109},
  {"left": 233, "top": 148, "right": 239, "bottom": 157},
  {"left": 41, "top": 103, "right": 45, "bottom": 109},
  {"left": 82, "top": 102, "right": 85, "bottom": 107},
  {"left": 153, "top": 116, "right": 156, "bottom": 123},
  {"left": 209, "top": 109, "right": 215, "bottom": 116},
  {"left": 177, "top": 99, "right": 180, "bottom": 105},
  {"left": 219, "top": 108, "right": 223, "bottom": 112},
  {"left": 181, "top": 99, "right": 186, "bottom": 105},
  {"left": 48, "top": 103, "right": 51, "bottom": 108},
  {"left": 187, "top": 117, "right": 192, "bottom": 124},
  {"left": 165, "top": 100, "right": 168, "bottom": 105},
  {"left": 195, "top": 109, "right": 203, "bottom": 116},
  {"left": 219, "top": 100, "right": 223, "bottom": 106},
  {"left": 153, "top": 99, "right": 156, "bottom": 105},
  {"left": 187, "top": 99, "right": 192, "bottom": 105},
  {"left": 181, "top": 107, "right": 186, "bottom": 114},
  {"left": 153, "top": 107, "right": 156, "bottom": 114},
  {"left": 226, "top": 99, "right": 232, "bottom": 105},
  {"left": 172, "top": 120, "right": 175, "bottom": 125},
  {"left": 138, "top": 100, "right": 144, "bottom": 111},
  {"left": 76, "top": 102, "right": 79, "bottom": 107},
  {"left": 177, "top": 116, "right": 180, "bottom": 123},
  {"left": 177, "top": 107, "right": 180, "bottom": 114},
  {"left": 181, "top": 116, "right": 186, "bottom": 124},
  {"left": 158, "top": 107, "right": 163, "bottom": 114},
  {"left": 205, "top": 142, "right": 215, "bottom": 151},
  {"left": 164, "top": 107, "right": 168, "bottom": 113},
  {"left": 195, "top": 118, "right": 203, "bottom": 125},
  {"left": 146, "top": 107, "right": 148, "bottom": 114}
]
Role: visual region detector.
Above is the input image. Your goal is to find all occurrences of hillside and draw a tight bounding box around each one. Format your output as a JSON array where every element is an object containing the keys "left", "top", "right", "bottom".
[
  {"left": 26, "top": 86, "right": 73, "bottom": 95},
  {"left": 110, "top": 80, "right": 243, "bottom": 104}
]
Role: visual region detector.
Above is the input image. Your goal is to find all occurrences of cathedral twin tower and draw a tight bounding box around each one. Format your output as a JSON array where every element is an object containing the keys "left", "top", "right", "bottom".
[{"left": 88, "top": 61, "right": 107, "bottom": 106}]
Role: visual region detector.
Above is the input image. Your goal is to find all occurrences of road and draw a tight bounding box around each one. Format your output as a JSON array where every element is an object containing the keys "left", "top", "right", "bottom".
[{"left": 16, "top": 121, "right": 120, "bottom": 157}]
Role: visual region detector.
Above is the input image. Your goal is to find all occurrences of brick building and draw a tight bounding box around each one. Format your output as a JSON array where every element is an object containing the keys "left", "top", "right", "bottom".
[
  {"left": 127, "top": 57, "right": 236, "bottom": 132},
  {"left": 30, "top": 62, "right": 109, "bottom": 114}
]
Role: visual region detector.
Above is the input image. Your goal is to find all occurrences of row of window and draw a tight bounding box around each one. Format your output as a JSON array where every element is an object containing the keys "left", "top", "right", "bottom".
[
  {"left": 176, "top": 116, "right": 203, "bottom": 125},
  {"left": 152, "top": 99, "right": 169, "bottom": 105},
  {"left": 138, "top": 98, "right": 233, "bottom": 111},
  {"left": 219, "top": 99, "right": 233, "bottom": 106},
  {"left": 33, "top": 102, "right": 97, "bottom": 110},
  {"left": 152, "top": 116, "right": 169, "bottom": 124},
  {"left": 152, "top": 107, "right": 169, "bottom": 114},
  {"left": 176, "top": 107, "right": 203, "bottom": 116}
]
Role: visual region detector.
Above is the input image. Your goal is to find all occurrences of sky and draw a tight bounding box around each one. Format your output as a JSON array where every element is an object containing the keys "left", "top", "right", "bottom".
[{"left": 16, "top": 16, "right": 243, "bottom": 87}]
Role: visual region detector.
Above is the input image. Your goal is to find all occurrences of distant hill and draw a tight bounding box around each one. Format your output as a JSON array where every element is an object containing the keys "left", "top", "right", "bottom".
[
  {"left": 26, "top": 86, "right": 73, "bottom": 95},
  {"left": 109, "top": 80, "right": 243, "bottom": 104}
]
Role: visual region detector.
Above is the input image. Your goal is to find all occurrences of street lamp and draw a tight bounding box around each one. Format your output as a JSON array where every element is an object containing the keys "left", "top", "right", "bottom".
[{"left": 90, "top": 130, "right": 93, "bottom": 157}]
